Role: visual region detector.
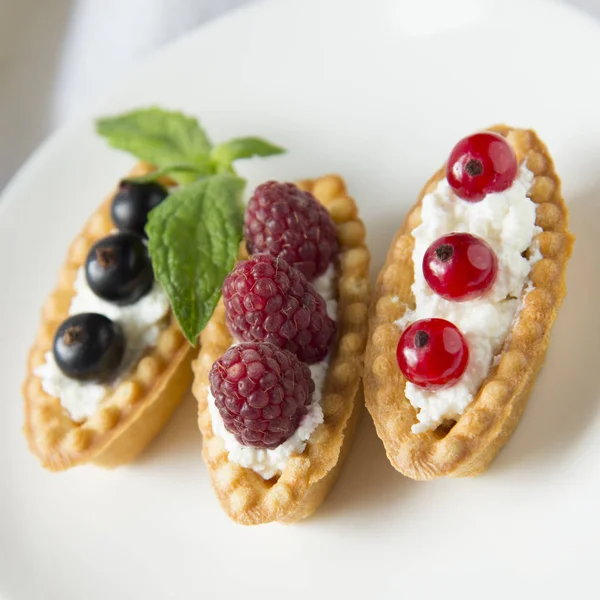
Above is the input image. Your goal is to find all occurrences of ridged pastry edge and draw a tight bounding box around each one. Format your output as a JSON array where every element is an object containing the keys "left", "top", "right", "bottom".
[
  {"left": 22, "top": 163, "right": 195, "bottom": 471},
  {"left": 192, "top": 174, "right": 370, "bottom": 525},
  {"left": 364, "top": 125, "right": 574, "bottom": 480}
]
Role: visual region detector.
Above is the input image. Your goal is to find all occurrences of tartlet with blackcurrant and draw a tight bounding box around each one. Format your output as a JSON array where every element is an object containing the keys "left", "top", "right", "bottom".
[
  {"left": 364, "top": 126, "right": 573, "bottom": 480},
  {"left": 23, "top": 165, "right": 193, "bottom": 470}
]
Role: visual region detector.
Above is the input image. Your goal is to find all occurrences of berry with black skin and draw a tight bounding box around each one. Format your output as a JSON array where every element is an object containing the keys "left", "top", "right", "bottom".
[
  {"left": 85, "top": 232, "right": 154, "bottom": 305},
  {"left": 209, "top": 341, "right": 315, "bottom": 449},
  {"left": 53, "top": 313, "right": 125, "bottom": 381},
  {"left": 222, "top": 254, "right": 336, "bottom": 364},
  {"left": 111, "top": 181, "right": 168, "bottom": 238},
  {"left": 244, "top": 181, "right": 338, "bottom": 280}
]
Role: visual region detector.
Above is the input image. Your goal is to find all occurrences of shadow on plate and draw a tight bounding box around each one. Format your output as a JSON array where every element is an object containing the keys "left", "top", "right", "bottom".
[
  {"left": 362, "top": 208, "right": 407, "bottom": 285},
  {"left": 312, "top": 410, "right": 415, "bottom": 523},
  {"left": 133, "top": 390, "right": 203, "bottom": 469},
  {"left": 494, "top": 186, "right": 600, "bottom": 472},
  {"left": 309, "top": 207, "right": 422, "bottom": 521}
]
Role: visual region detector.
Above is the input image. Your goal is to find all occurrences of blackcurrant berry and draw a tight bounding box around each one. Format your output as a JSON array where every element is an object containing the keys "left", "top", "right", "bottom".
[
  {"left": 111, "top": 181, "right": 167, "bottom": 238},
  {"left": 53, "top": 313, "right": 125, "bottom": 381},
  {"left": 85, "top": 233, "right": 153, "bottom": 305}
]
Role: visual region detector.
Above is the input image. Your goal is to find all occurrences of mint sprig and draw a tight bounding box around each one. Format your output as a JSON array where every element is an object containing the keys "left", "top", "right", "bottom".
[
  {"left": 96, "top": 107, "right": 284, "bottom": 181},
  {"left": 211, "top": 137, "right": 285, "bottom": 173},
  {"left": 146, "top": 175, "right": 245, "bottom": 345},
  {"left": 124, "top": 164, "right": 207, "bottom": 185},
  {"left": 97, "top": 108, "right": 213, "bottom": 183},
  {"left": 96, "top": 106, "right": 284, "bottom": 345}
]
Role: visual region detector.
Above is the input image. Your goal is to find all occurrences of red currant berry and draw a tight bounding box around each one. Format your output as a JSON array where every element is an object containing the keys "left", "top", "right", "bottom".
[
  {"left": 446, "top": 131, "right": 517, "bottom": 202},
  {"left": 422, "top": 233, "right": 498, "bottom": 301},
  {"left": 397, "top": 318, "right": 469, "bottom": 390}
]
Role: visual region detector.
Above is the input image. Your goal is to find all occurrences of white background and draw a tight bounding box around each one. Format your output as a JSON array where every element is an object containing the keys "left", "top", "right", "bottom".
[{"left": 0, "top": 0, "right": 598, "bottom": 190}]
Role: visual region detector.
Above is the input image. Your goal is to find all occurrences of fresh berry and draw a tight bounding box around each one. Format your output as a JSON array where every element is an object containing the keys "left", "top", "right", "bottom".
[
  {"left": 423, "top": 233, "right": 498, "bottom": 301},
  {"left": 85, "top": 233, "right": 154, "bottom": 305},
  {"left": 209, "top": 342, "right": 315, "bottom": 449},
  {"left": 222, "top": 254, "right": 336, "bottom": 364},
  {"left": 111, "top": 181, "right": 168, "bottom": 238},
  {"left": 53, "top": 313, "right": 125, "bottom": 381},
  {"left": 397, "top": 318, "right": 469, "bottom": 390},
  {"left": 244, "top": 181, "right": 338, "bottom": 280},
  {"left": 446, "top": 132, "right": 517, "bottom": 202}
]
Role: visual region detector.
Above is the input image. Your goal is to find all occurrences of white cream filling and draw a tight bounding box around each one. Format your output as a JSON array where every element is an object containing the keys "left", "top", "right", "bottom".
[
  {"left": 396, "top": 165, "right": 541, "bottom": 433},
  {"left": 34, "top": 268, "right": 170, "bottom": 421},
  {"left": 206, "top": 264, "right": 338, "bottom": 480}
]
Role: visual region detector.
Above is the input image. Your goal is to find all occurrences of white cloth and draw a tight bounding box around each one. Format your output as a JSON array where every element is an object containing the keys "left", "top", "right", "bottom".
[{"left": 0, "top": 0, "right": 596, "bottom": 191}]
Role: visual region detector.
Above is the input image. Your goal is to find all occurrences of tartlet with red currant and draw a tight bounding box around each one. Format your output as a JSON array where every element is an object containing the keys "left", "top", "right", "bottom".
[
  {"left": 22, "top": 107, "right": 284, "bottom": 470},
  {"left": 364, "top": 125, "right": 573, "bottom": 480},
  {"left": 192, "top": 176, "right": 370, "bottom": 525}
]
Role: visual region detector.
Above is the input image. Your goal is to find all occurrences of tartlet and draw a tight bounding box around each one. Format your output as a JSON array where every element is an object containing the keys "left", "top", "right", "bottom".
[
  {"left": 23, "top": 163, "right": 195, "bottom": 470},
  {"left": 364, "top": 126, "right": 574, "bottom": 480},
  {"left": 192, "top": 175, "right": 370, "bottom": 524}
]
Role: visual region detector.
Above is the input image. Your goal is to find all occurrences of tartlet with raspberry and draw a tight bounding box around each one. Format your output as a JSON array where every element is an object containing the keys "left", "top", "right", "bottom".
[
  {"left": 365, "top": 126, "right": 573, "bottom": 480},
  {"left": 193, "top": 176, "right": 370, "bottom": 525}
]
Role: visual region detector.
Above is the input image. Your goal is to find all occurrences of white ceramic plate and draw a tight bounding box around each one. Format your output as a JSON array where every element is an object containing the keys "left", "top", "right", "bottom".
[{"left": 2, "top": 0, "right": 599, "bottom": 598}]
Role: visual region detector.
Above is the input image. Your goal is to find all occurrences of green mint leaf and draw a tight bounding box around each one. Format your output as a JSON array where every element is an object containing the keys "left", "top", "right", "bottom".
[
  {"left": 96, "top": 108, "right": 213, "bottom": 182},
  {"left": 146, "top": 174, "right": 245, "bottom": 345},
  {"left": 211, "top": 137, "right": 285, "bottom": 171},
  {"left": 124, "top": 163, "right": 207, "bottom": 185}
]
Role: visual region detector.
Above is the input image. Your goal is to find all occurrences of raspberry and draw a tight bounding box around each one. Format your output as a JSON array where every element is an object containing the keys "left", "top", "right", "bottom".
[
  {"left": 222, "top": 254, "right": 336, "bottom": 364},
  {"left": 209, "top": 342, "right": 315, "bottom": 449},
  {"left": 244, "top": 181, "right": 338, "bottom": 280}
]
